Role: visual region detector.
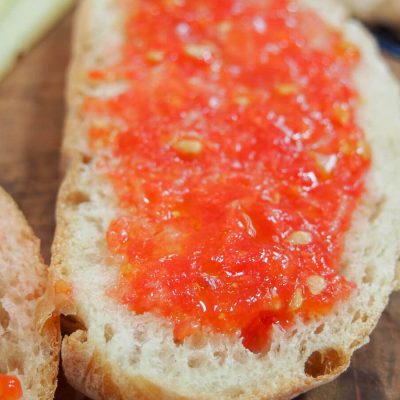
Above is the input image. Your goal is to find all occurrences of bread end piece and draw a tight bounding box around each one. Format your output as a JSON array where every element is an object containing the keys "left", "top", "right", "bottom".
[{"left": 0, "top": 187, "right": 60, "bottom": 400}]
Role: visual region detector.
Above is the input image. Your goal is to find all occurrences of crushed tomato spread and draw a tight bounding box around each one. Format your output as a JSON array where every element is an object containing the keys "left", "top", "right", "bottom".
[
  {"left": 85, "top": 0, "right": 371, "bottom": 352},
  {"left": 0, "top": 376, "right": 22, "bottom": 400}
]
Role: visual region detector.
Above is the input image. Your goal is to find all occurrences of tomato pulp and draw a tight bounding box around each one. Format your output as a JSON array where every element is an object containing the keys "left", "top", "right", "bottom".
[
  {"left": 85, "top": 0, "right": 370, "bottom": 352},
  {"left": 0, "top": 376, "right": 22, "bottom": 400}
]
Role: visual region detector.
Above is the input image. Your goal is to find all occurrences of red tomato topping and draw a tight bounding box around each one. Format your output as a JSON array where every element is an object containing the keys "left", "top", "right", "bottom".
[
  {"left": 85, "top": 0, "right": 370, "bottom": 352},
  {"left": 0, "top": 376, "right": 22, "bottom": 400}
]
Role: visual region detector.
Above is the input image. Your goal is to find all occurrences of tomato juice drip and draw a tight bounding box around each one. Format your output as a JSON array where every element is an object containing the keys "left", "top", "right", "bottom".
[
  {"left": 85, "top": 0, "right": 371, "bottom": 352},
  {"left": 0, "top": 376, "right": 22, "bottom": 400}
]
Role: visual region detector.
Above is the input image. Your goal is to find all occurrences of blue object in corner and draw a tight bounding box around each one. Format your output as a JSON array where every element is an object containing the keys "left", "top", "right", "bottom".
[{"left": 371, "top": 26, "right": 400, "bottom": 59}]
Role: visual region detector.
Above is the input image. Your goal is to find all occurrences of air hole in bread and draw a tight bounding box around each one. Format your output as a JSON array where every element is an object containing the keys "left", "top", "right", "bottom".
[
  {"left": 314, "top": 324, "right": 325, "bottom": 334},
  {"left": 9, "top": 276, "right": 18, "bottom": 287},
  {"left": 368, "top": 296, "right": 375, "bottom": 306},
  {"left": 19, "top": 229, "right": 33, "bottom": 243},
  {"left": 188, "top": 355, "right": 205, "bottom": 369},
  {"left": 369, "top": 195, "right": 387, "bottom": 223},
  {"left": 233, "top": 349, "right": 247, "bottom": 364},
  {"left": 11, "top": 294, "right": 23, "bottom": 305},
  {"left": 75, "top": 330, "right": 88, "bottom": 344},
  {"left": 226, "top": 387, "right": 245, "bottom": 398},
  {"left": 362, "top": 265, "right": 375, "bottom": 284},
  {"left": 81, "top": 154, "right": 93, "bottom": 165},
  {"left": 213, "top": 350, "right": 227, "bottom": 366},
  {"left": 65, "top": 191, "right": 90, "bottom": 206},
  {"left": 133, "top": 329, "right": 147, "bottom": 344},
  {"left": 299, "top": 340, "right": 307, "bottom": 356},
  {"left": 186, "top": 333, "right": 207, "bottom": 350},
  {"left": 128, "top": 345, "right": 141, "bottom": 366},
  {"left": 0, "top": 302, "right": 10, "bottom": 330},
  {"left": 61, "top": 315, "right": 87, "bottom": 336},
  {"left": 0, "top": 283, "right": 5, "bottom": 298},
  {"left": 352, "top": 310, "right": 361, "bottom": 323},
  {"left": 288, "top": 329, "right": 298, "bottom": 338},
  {"left": 174, "top": 337, "right": 184, "bottom": 346},
  {"left": 84, "top": 216, "right": 104, "bottom": 234},
  {"left": 26, "top": 286, "right": 44, "bottom": 301},
  {"left": 104, "top": 324, "right": 114, "bottom": 343},
  {"left": 362, "top": 314, "right": 369, "bottom": 323},
  {"left": 1, "top": 331, "right": 16, "bottom": 344},
  {"left": 7, "top": 353, "right": 24, "bottom": 374},
  {"left": 304, "top": 348, "right": 346, "bottom": 378}
]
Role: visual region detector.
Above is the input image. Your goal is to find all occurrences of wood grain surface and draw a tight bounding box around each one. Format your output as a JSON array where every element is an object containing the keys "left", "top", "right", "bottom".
[{"left": 0, "top": 8, "right": 399, "bottom": 400}]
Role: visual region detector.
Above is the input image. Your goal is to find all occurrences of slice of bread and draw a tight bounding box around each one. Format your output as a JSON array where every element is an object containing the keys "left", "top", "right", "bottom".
[
  {"left": 0, "top": 187, "right": 60, "bottom": 399},
  {"left": 340, "top": 0, "right": 400, "bottom": 27},
  {"left": 52, "top": 0, "right": 400, "bottom": 399}
]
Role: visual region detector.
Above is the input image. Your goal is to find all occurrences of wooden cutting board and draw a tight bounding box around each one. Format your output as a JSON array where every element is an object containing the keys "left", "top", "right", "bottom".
[{"left": 0, "top": 8, "right": 399, "bottom": 400}]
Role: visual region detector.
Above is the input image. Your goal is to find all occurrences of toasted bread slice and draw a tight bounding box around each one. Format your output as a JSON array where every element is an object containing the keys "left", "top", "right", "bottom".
[
  {"left": 0, "top": 187, "right": 60, "bottom": 399},
  {"left": 52, "top": 0, "right": 400, "bottom": 399}
]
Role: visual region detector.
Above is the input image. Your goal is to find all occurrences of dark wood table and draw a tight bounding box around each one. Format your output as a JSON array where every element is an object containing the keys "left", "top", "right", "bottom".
[{"left": 0, "top": 9, "right": 399, "bottom": 400}]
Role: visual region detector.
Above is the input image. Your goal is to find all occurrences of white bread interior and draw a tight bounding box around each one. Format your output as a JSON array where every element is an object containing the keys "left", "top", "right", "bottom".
[
  {"left": 52, "top": 0, "right": 400, "bottom": 399},
  {"left": 0, "top": 187, "right": 60, "bottom": 400}
]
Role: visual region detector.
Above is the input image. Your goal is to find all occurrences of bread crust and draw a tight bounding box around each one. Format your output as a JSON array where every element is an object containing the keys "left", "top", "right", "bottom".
[
  {"left": 36, "top": 315, "right": 61, "bottom": 400},
  {"left": 62, "top": 328, "right": 351, "bottom": 400},
  {"left": 341, "top": 0, "right": 400, "bottom": 27},
  {"left": 54, "top": 0, "right": 400, "bottom": 399},
  {"left": 0, "top": 187, "right": 60, "bottom": 400}
]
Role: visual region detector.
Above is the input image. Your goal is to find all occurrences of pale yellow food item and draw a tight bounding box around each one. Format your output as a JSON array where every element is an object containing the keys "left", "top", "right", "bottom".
[
  {"left": 0, "top": 0, "right": 77, "bottom": 81},
  {"left": 0, "top": 0, "right": 14, "bottom": 20}
]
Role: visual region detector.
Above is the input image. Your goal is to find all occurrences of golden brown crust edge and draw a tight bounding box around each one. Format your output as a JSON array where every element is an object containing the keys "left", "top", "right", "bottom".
[
  {"left": 61, "top": 328, "right": 353, "bottom": 400},
  {"left": 36, "top": 314, "right": 61, "bottom": 400},
  {"left": 0, "top": 187, "right": 61, "bottom": 400}
]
